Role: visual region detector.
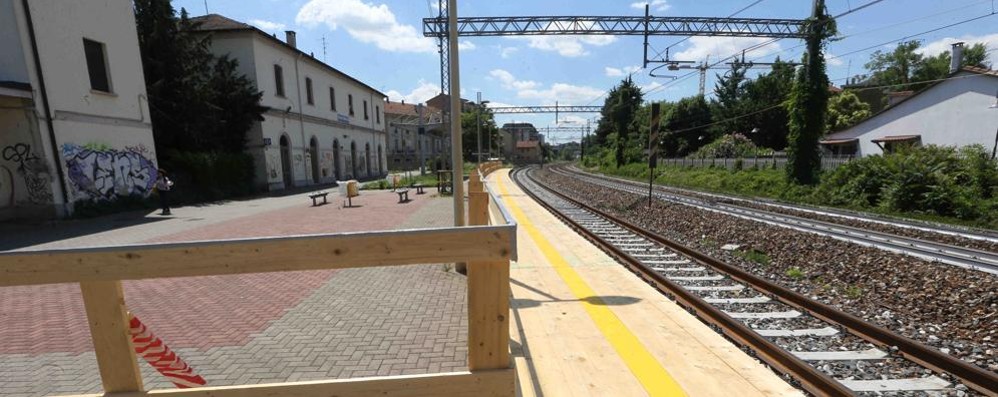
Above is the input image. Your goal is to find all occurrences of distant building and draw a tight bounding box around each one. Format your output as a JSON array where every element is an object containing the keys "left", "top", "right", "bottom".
[
  {"left": 0, "top": 0, "right": 159, "bottom": 219},
  {"left": 821, "top": 65, "right": 998, "bottom": 157},
  {"left": 499, "top": 122, "right": 546, "bottom": 162},
  {"left": 190, "top": 14, "right": 387, "bottom": 190},
  {"left": 425, "top": 93, "right": 477, "bottom": 114},
  {"left": 384, "top": 100, "right": 448, "bottom": 170},
  {"left": 513, "top": 140, "right": 542, "bottom": 164}
]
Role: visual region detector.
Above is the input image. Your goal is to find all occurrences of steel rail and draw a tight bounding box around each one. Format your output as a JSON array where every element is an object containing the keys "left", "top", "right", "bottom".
[
  {"left": 510, "top": 168, "right": 852, "bottom": 397},
  {"left": 555, "top": 167, "right": 998, "bottom": 275},
  {"left": 571, "top": 165, "right": 998, "bottom": 244},
  {"left": 514, "top": 167, "right": 998, "bottom": 396}
]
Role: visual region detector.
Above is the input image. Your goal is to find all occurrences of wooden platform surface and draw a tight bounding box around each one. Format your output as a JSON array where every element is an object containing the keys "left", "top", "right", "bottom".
[{"left": 488, "top": 169, "right": 802, "bottom": 397}]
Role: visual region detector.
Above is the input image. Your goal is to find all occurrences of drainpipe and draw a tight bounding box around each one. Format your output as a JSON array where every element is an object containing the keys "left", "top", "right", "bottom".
[
  {"left": 21, "top": 0, "right": 69, "bottom": 214},
  {"left": 293, "top": 52, "right": 307, "bottom": 186}
]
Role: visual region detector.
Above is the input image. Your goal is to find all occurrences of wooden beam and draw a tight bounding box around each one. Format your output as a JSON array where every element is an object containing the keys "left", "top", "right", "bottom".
[
  {"left": 58, "top": 369, "right": 515, "bottom": 397},
  {"left": 467, "top": 260, "right": 512, "bottom": 371},
  {"left": 1, "top": 226, "right": 514, "bottom": 287},
  {"left": 80, "top": 281, "right": 143, "bottom": 393}
]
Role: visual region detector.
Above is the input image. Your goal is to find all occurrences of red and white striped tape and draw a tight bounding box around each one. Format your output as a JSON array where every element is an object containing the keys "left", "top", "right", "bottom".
[{"left": 127, "top": 313, "right": 207, "bottom": 388}]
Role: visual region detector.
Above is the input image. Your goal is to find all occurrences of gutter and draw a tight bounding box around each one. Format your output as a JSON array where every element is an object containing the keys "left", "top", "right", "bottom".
[{"left": 21, "top": 0, "right": 70, "bottom": 214}]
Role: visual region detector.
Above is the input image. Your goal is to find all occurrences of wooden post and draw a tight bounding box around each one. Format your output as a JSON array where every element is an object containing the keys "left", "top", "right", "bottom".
[
  {"left": 80, "top": 280, "right": 143, "bottom": 393},
  {"left": 467, "top": 183, "right": 510, "bottom": 371}
]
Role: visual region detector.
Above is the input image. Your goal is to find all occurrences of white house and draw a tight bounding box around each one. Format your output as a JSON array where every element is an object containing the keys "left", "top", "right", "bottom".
[
  {"left": 191, "top": 14, "right": 388, "bottom": 191},
  {"left": 821, "top": 64, "right": 998, "bottom": 158},
  {"left": 0, "top": 0, "right": 159, "bottom": 219}
]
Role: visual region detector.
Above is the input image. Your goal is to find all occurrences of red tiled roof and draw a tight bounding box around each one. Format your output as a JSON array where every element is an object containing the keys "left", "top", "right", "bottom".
[{"left": 189, "top": 14, "right": 253, "bottom": 31}]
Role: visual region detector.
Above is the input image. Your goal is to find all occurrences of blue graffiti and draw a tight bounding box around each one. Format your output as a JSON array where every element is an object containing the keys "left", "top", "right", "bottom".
[{"left": 62, "top": 144, "right": 157, "bottom": 201}]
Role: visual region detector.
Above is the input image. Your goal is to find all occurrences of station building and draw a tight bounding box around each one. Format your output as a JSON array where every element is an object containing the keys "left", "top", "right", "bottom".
[
  {"left": 191, "top": 15, "right": 388, "bottom": 190},
  {"left": 0, "top": 0, "right": 159, "bottom": 219},
  {"left": 384, "top": 100, "right": 449, "bottom": 171}
]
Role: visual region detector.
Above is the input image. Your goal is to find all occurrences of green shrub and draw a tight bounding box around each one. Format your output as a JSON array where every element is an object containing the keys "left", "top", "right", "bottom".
[
  {"left": 161, "top": 150, "right": 256, "bottom": 204},
  {"left": 689, "top": 134, "right": 770, "bottom": 159}
]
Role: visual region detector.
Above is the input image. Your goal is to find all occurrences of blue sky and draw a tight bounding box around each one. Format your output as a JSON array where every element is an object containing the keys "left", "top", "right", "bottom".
[{"left": 174, "top": 0, "right": 998, "bottom": 143}]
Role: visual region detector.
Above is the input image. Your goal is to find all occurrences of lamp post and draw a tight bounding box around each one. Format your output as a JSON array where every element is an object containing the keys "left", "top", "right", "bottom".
[{"left": 476, "top": 92, "right": 489, "bottom": 164}]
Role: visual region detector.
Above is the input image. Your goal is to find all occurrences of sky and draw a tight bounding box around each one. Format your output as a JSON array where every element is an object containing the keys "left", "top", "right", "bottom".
[{"left": 173, "top": 0, "right": 998, "bottom": 144}]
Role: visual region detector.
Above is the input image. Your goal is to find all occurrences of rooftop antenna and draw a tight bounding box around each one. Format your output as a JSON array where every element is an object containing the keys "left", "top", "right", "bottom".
[
  {"left": 203, "top": 0, "right": 208, "bottom": 14},
  {"left": 322, "top": 35, "right": 327, "bottom": 63}
]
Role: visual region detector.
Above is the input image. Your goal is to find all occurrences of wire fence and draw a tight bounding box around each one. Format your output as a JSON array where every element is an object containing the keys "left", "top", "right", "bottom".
[{"left": 658, "top": 154, "right": 855, "bottom": 171}]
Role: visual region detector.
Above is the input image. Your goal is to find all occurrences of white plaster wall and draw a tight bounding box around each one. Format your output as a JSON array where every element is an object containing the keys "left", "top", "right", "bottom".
[
  {"left": 19, "top": 0, "right": 150, "bottom": 123},
  {"left": 831, "top": 73, "right": 998, "bottom": 156},
  {"left": 0, "top": 0, "right": 29, "bottom": 84}
]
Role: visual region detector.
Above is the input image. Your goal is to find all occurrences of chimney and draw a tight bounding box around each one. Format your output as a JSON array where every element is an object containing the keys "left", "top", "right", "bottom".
[
  {"left": 285, "top": 31, "right": 297, "bottom": 48},
  {"left": 950, "top": 42, "right": 964, "bottom": 74}
]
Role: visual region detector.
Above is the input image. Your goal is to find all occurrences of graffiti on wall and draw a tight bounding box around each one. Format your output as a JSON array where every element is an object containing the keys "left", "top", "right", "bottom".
[
  {"left": 62, "top": 143, "right": 157, "bottom": 202},
  {"left": 266, "top": 153, "right": 280, "bottom": 181},
  {"left": 1, "top": 143, "right": 53, "bottom": 206}
]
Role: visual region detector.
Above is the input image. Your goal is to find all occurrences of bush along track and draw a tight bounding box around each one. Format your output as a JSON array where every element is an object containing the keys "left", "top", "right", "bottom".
[{"left": 534, "top": 168, "right": 998, "bottom": 379}]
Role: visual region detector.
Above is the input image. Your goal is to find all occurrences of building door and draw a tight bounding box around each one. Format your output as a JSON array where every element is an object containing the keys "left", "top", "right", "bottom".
[
  {"left": 365, "top": 143, "right": 372, "bottom": 178},
  {"left": 377, "top": 145, "right": 383, "bottom": 175},
  {"left": 350, "top": 141, "right": 357, "bottom": 179},
  {"left": 333, "top": 139, "right": 341, "bottom": 180},
  {"left": 279, "top": 135, "right": 293, "bottom": 188},
  {"left": 309, "top": 137, "right": 319, "bottom": 183}
]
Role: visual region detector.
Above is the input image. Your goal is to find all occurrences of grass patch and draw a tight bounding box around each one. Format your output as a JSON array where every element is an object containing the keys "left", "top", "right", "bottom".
[
  {"left": 735, "top": 249, "right": 771, "bottom": 266},
  {"left": 785, "top": 266, "right": 805, "bottom": 280},
  {"left": 844, "top": 285, "right": 863, "bottom": 299}
]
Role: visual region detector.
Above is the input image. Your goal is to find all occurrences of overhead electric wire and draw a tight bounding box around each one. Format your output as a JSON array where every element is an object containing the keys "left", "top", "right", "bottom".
[
  {"left": 833, "top": 11, "right": 998, "bottom": 59},
  {"left": 642, "top": 0, "right": 889, "bottom": 98},
  {"left": 748, "top": 0, "right": 993, "bottom": 63}
]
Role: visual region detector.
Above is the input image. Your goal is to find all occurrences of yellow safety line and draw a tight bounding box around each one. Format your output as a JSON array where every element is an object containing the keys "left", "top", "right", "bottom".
[{"left": 496, "top": 172, "right": 687, "bottom": 397}]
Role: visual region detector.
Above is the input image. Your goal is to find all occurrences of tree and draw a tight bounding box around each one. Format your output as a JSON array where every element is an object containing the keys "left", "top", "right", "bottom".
[
  {"left": 739, "top": 60, "right": 795, "bottom": 150},
  {"left": 594, "top": 78, "right": 643, "bottom": 166},
  {"left": 912, "top": 43, "right": 991, "bottom": 85},
  {"left": 709, "top": 63, "right": 749, "bottom": 137},
  {"left": 459, "top": 106, "right": 497, "bottom": 161},
  {"left": 826, "top": 91, "right": 871, "bottom": 132},
  {"left": 786, "top": 0, "right": 835, "bottom": 185},
  {"left": 662, "top": 96, "right": 712, "bottom": 157},
  {"left": 865, "top": 40, "right": 922, "bottom": 87},
  {"left": 134, "top": 0, "right": 264, "bottom": 156}
]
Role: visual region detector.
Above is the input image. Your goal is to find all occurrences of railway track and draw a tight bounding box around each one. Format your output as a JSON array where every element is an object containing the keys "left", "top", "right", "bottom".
[
  {"left": 566, "top": 165, "right": 998, "bottom": 246},
  {"left": 511, "top": 166, "right": 998, "bottom": 396},
  {"left": 550, "top": 166, "right": 998, "bottom": 275}
]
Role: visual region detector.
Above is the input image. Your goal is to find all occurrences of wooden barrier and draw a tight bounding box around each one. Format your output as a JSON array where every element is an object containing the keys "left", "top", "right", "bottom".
[
  {"left": 0, "top": 184, "right": 517, "bottom": 396},
  {"left": 477, "top": 161, "right": 502, "bottom": 178}
]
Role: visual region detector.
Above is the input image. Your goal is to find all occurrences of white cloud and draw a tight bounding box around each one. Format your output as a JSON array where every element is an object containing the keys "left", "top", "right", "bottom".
[
  {"left": 630, "top": 0, "right": 671, "bottom": 12},
  {"left": 557, "top": 115, "right": 589, "bottom": 125},
  {"left": 518, "top": 83, "right": 604, "bottom": 105},
  {"left": 510, "top": 36, "right": 617, "bottom": 57},
  {"left": 674, "top": 36, "right": 782, "bottom": 63},
  {"left": 296, "top": 0, "right": 436, "bottom": 53},
  {"left": 385, "top": 80, "right": 441, "bottom": 104},
  {"left": 459, "top": 40, "right": 476, "bottom": 51},
  {"left": 640, "top": 81, "right": 665, "bottom": 93},
  {"left": 605, "top": 65, "right": 642, "bottom": 77},
  {"left": 499, "top": 46, "right": 519, "bottom": 58},
  {"left": 489, "top": 69, "right": 541, "bottom": 90},
  {"left": 249, "top": 19, "right": 286, "bottom": 32},
  {"left": 826, "top": 53, "right": 844, "bottom": 67},
  {"left": 918, "top": 34, "right": 998, "bottom": 67},
  {"left": 488, "top": 69, "right": 603, "bottom": 105}
]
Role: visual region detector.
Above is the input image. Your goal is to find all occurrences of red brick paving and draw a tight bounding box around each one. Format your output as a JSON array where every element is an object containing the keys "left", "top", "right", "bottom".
[{"left": 0, "top": 190, "right": 438, "bottom": 355}]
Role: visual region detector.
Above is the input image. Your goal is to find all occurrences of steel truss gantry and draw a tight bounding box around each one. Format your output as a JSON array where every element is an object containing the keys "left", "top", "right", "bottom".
[
  {"left": 488, "top": 105, "right": 602, "bottom": 114},
  {"left": 422, "top": 6, "right": 810, "bottom": 96},
  {"left": 422, "top": 16, "right": 806, "bottom": 38}
]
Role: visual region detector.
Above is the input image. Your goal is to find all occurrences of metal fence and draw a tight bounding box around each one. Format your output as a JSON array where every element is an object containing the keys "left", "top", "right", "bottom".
[{"left": 658, "top": 155, "right": 855, "bottom": 171}]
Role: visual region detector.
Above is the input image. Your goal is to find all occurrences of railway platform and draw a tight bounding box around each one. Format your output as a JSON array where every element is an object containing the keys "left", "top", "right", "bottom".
[{"left": 488, "top": 169, "right": 802, "bottom": 397}]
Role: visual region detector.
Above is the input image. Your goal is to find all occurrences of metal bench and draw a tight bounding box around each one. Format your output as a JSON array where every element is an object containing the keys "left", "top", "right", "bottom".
[
  {"left": 309, "top": 191, "right": 329, "bottom": 206},
  {"left": 396, "top": 188, "right": 410, "bottom": 203},
  {"left": 413, "top": 184, "right": 426, "bottom": 194}
]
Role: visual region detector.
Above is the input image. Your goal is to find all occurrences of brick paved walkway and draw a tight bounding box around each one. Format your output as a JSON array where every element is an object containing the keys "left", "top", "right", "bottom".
[{"left": 0, "top": 190, "right": 465, "bottom": 396}]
